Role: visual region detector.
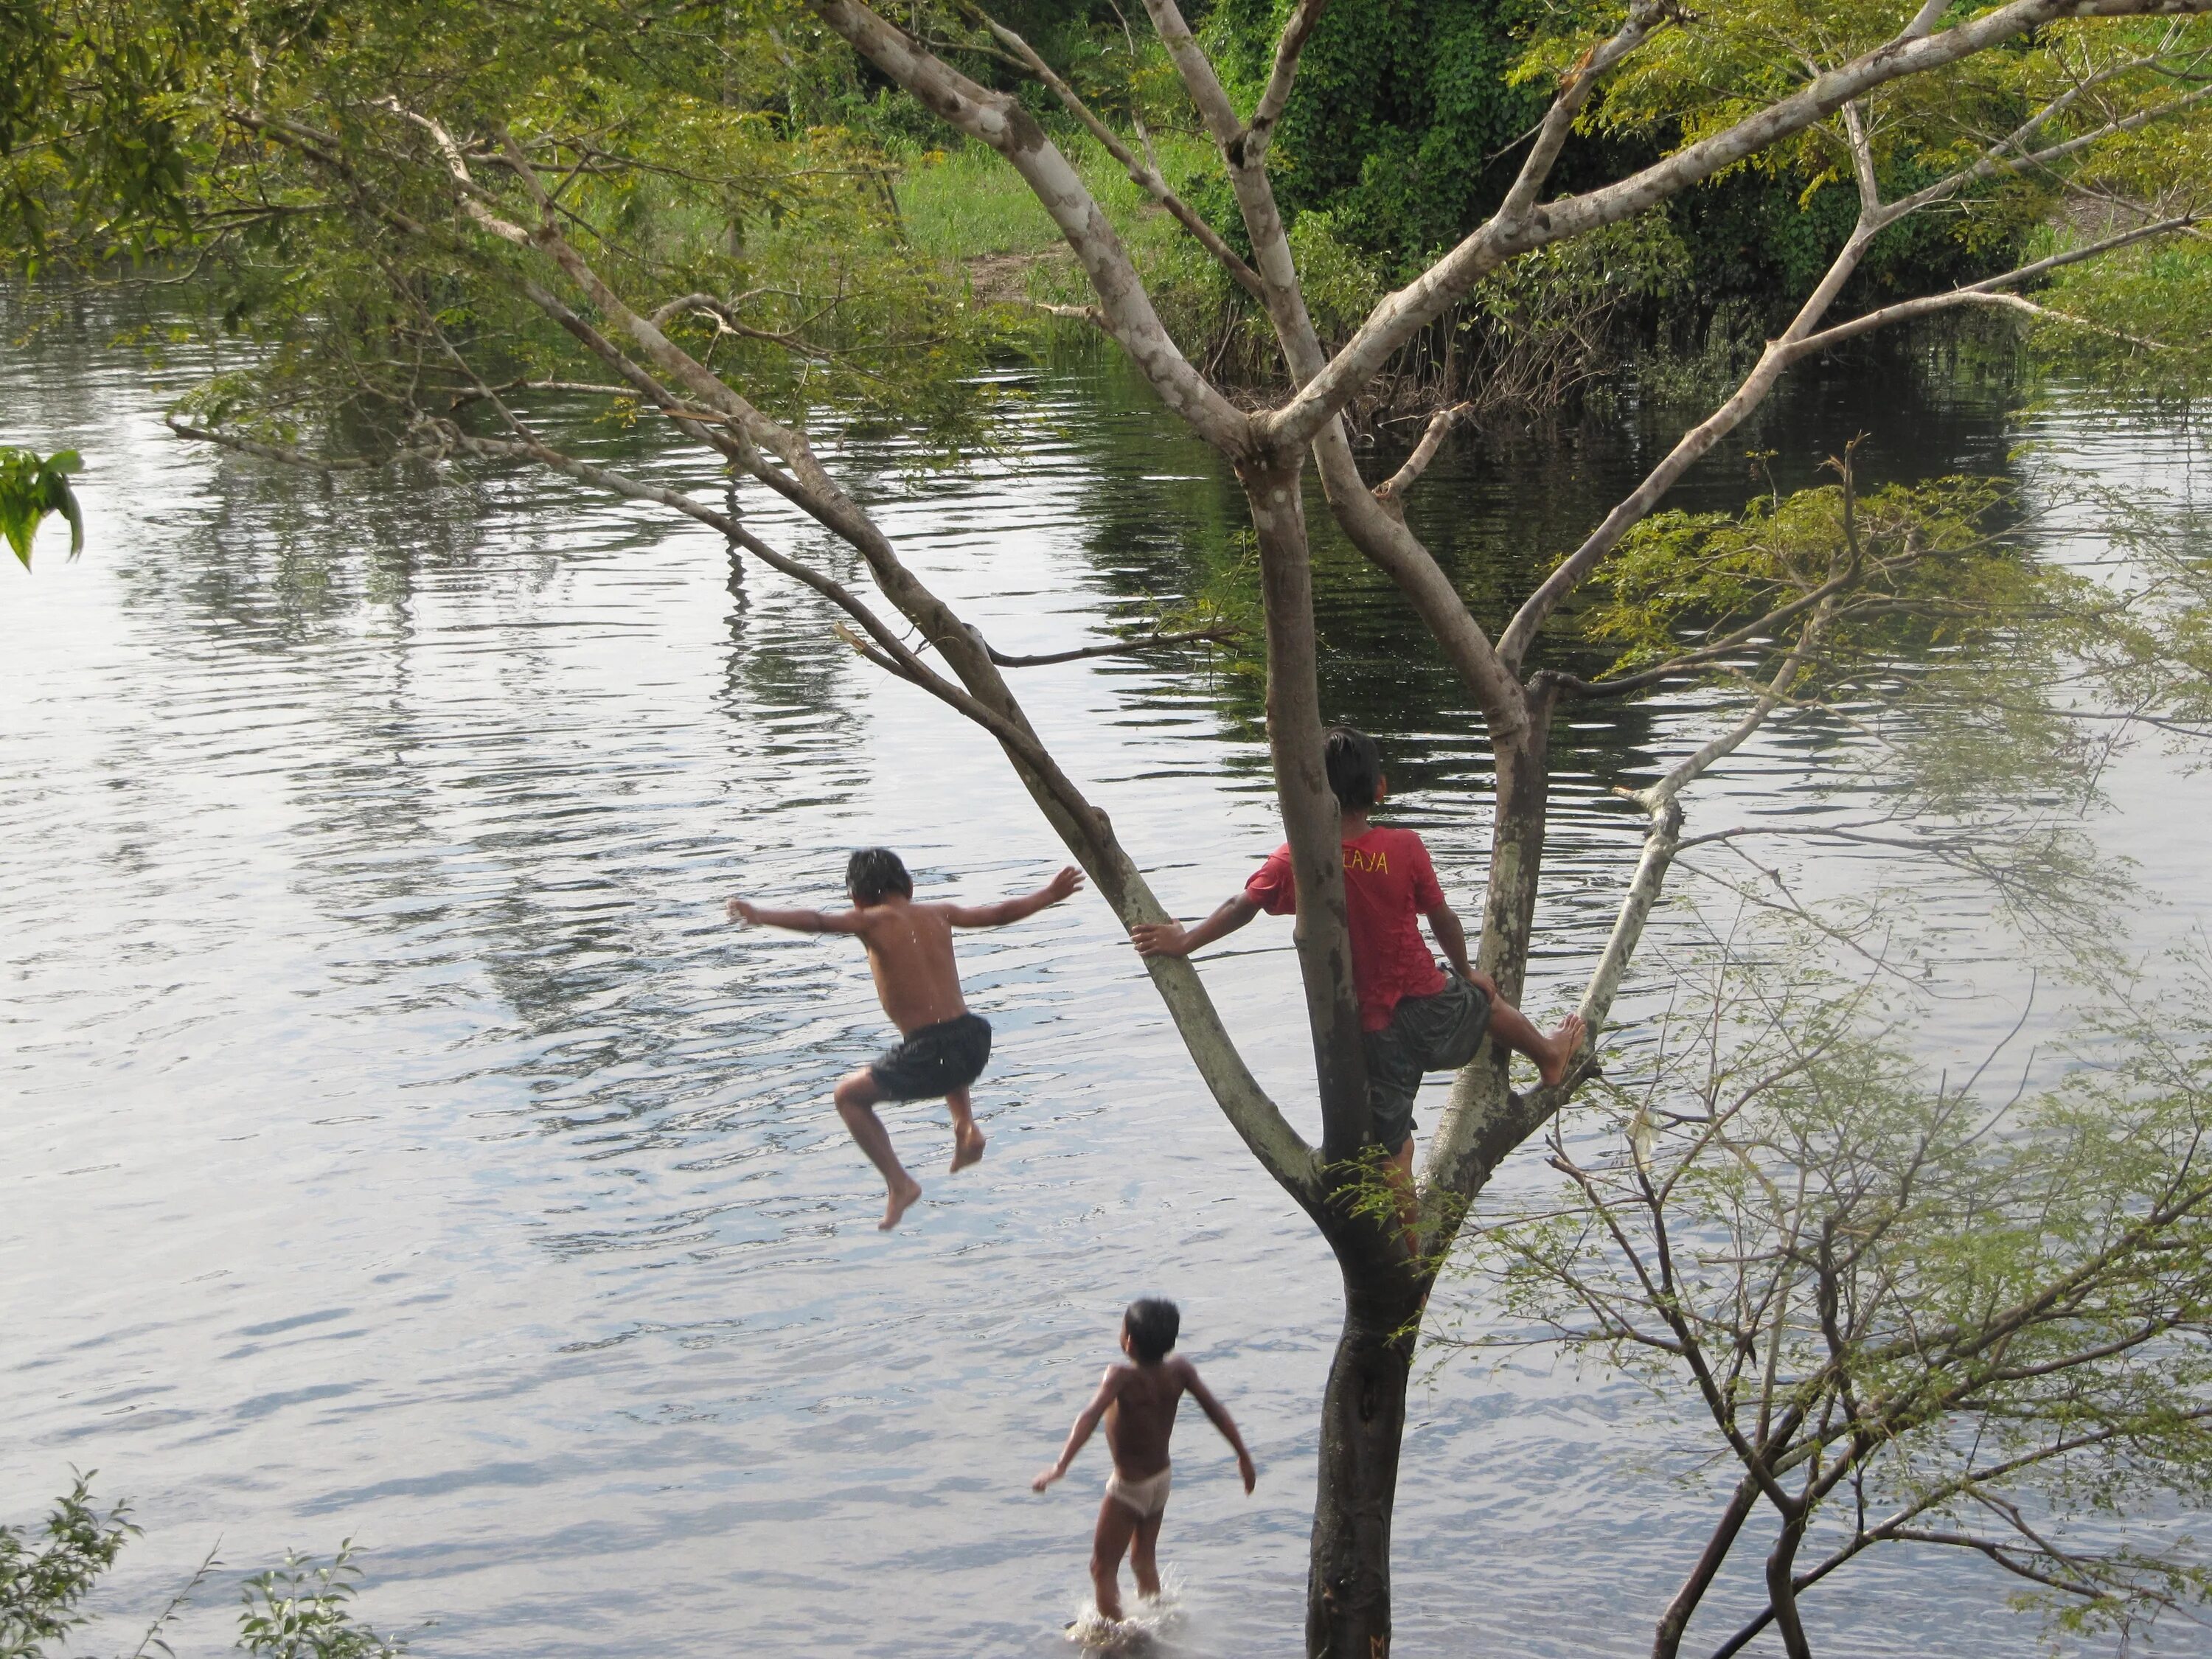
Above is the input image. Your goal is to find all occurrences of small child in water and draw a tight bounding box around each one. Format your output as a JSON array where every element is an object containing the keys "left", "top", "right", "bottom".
[
  {"left": 728, "top": 847, "right": 1084, "bottom": 1229},
  {"left": 1032, "top": 1298, "right": 1255, "bottom": 1624}
]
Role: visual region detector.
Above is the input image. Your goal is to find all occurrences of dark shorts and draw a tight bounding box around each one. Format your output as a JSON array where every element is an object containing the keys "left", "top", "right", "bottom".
[
  {"left": 868, "top": 1012, "right": 993, "bottom": 1102},
  {"left": 1362, "top": 969, "right": 1491, "bottom": 1150}
]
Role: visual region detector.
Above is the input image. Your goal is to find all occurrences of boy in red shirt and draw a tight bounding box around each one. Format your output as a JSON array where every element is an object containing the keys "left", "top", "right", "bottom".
[{"left": 1131, "top": 728, "right": 1583, "bottom": 1183}]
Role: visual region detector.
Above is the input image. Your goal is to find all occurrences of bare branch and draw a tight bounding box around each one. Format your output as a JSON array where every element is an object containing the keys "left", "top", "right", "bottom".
[
  {"left": 972, "top": 9, "right": 1266, "bottom": 299},
  {"left": 1423, "top": 599, "right": 1846, "bottom": 1217},
  {"left": 378, "top": 99, "right": 531, "bottom": 245},
  {"left": 339, "top": 150, "right": 1324, "bottom": 1197},
  {"left": 166, "top": 417, "right": 389, "bottom": 470},
  {"left": 1958, "top": 289, "right": 2172, "bottom": 349},
  {"left": 1795, "top": 212, "right": 2197, "bottom": 355},
  {"left": 1315, "top": 428, "right": 1534, "bottom": 736},
  {"left": 1371, "top": 401, "right": 1473, "bottom": 509},
  {"left": 806, "top": 0, "right": 1253, "bottom": 450},
  {"left": 1501, "top": 205, "right": 2194, "bottom": 670},
  {"left": 449, "top": 423, "right": 1321, "bottom": 1199},
  {"left": 1492, "top": 2, "right": 1674, "bottom": 234},
  {"left": 1903, "top": 0, "right": 1952, "bottom": 38},
  {"left": 1497, "top": 229, "right": 1875, "bottom": 669},
  {"left": 1135, "top": 0, "right": 1245, "bottom": 146},
  {"left": 448, "top": 378, "right": 631, "bottom": 403},
  {"left": 1874, "top": 74, "right": 2212, "bottom": 229},
  {"left": 1248, "top": 0, "right": 1332, "bottom": 155},
  {"left": 1642, "top": 611, "right": 1833, "bottom": 813}
]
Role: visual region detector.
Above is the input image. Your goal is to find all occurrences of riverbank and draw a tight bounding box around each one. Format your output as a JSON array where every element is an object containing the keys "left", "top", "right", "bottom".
[{"left": 888, "top": 134, "right": 1903, "bottom": 422}]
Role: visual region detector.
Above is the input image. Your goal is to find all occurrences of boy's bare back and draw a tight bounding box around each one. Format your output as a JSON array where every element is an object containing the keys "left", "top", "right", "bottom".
[{"left": 1101, "top": 1356, "right": 1200, "bottom": 1480}]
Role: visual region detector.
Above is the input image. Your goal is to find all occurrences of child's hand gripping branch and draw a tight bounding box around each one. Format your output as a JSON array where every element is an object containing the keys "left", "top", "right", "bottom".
[
  {"left": 1031, "top": 1299, "right": 1253, "bottom": 1624},
  {"left": 1130, "top": 728, "right": 1584, "bottom": 1195},
  {"left": 727, "top": 849, "right": 1085, "bottom": 1230}
]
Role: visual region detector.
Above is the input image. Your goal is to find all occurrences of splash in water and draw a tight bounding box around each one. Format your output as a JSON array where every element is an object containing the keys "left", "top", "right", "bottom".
[{"left": 1063, "top": 1568, "right": 1188, "bottom": 1652}]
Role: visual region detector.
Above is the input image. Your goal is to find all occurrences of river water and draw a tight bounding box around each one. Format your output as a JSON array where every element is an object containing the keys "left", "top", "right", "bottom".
[{"left": 4, "top": 306, "right": 2210, "bottom": 1658}]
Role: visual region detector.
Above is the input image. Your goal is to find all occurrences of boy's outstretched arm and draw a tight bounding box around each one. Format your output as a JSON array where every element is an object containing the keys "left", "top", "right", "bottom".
[
  {"left": 726, "top": 897, "right": 866, "bottom": 933},
  {"left": 1179, "top": 1360, "right": 1256, "bottom": 1493},
  {"left": 1032, "top": 1370, "right": 1120, "bottom": 1492},
  {"left": 945, "top": 866, "right": 1085, "bottom": 928},
  {"left": 1129, "top": 891, "right": 1261, "bottom": 959}
]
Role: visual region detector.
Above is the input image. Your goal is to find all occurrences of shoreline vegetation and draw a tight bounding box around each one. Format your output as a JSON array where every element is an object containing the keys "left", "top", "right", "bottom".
[
  {"left": 891, "top": 128, "right": 1756, "bottom": 422},
  {"left": 886, "top": 124, "right": 2197, "bottom": 428}
]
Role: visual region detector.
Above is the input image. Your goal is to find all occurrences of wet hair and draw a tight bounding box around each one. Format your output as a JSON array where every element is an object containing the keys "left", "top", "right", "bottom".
[
  {"left": 1324, "top": 726, "right": 1384, "bottom": 811},
  {"left": 1123, "top": 1298, "right": 1181, "bottom": 1364},
  {"left": 845, "top": 847, "right": 913, "bottom": 906}
]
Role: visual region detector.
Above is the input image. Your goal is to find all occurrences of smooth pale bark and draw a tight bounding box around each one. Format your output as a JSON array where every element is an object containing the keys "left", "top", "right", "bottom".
[
  {"left": 1243, "top": 453, "right": 1372, "bottom": 1162},
  {"left": 805, "top": 0, "right": 1251, "bottom": 451},
  {"left": 1415, "top": 697, "right": 1554, "bottom": 1214},
  {"left": 1248, "top": 0, "right": 1332, "bottom": 156},
  {"left": 1311, "top": 430, "right": 1531, "bottom": 738},
  {"left": 979, "top": 14, "right": 1266, "bottom": 302}
]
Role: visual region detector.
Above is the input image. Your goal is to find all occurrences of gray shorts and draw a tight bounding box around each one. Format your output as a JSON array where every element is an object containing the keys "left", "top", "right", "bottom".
[
  {"left": 1362, "top": 970, "right": 1491, "bottom": 1150},
  {"left": 869, "top": 1012, "right": 992, "bottom": 1102}
]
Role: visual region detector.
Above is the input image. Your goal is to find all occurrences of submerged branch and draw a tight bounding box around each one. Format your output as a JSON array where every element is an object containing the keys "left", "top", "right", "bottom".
[
  {"left": 168, "top": 417, "right": 414, "bottom": 470},
  {"left": 984, "top": 625, "right": 1239, "bottom": 666},
  {"left": 1372, "top": 401, "right": 1473, "bottom": 509}
]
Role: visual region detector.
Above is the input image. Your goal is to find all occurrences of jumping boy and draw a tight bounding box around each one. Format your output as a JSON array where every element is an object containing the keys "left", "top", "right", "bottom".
[
  {"left": 1130, "top": 727, "right": 1585, "bottom": 1192},
  {"left": 728, "top": 849, "right": 1084, "bottom": 1229},
  {"left": 1032, "top": 1298, "right": 1255, "bottom": 1624}
]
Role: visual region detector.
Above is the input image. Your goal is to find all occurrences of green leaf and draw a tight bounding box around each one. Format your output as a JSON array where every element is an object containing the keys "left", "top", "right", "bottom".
[{"left": 0, "top": 448, "right": 87, "bottom": 569}]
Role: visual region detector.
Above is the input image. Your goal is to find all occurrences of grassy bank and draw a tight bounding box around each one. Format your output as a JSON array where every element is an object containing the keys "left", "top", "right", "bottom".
[{"left": 891, "top": 132, "right": 1214, "bottom": 262}]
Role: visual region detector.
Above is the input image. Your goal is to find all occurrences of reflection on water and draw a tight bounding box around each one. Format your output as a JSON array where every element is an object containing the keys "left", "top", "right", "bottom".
[{"left": 4, "top": 307, "right": 2208, "bottom": 1658}]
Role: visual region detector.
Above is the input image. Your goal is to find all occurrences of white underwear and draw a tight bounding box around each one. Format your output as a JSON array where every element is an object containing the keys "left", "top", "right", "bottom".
[{"left": 1105, "top": 1464, "right": 1172, "bottom": 1518}]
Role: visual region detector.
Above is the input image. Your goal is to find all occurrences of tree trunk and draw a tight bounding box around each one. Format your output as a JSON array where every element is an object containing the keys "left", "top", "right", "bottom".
[
  {"left": 1652, "top": 1475, "right": 1760, "bottom": 1659},
  {"left": 1307, "top": 1264, "right": 1427, "bottom": 1659},
  {"left": 1239, "top": 451, "right": 1371, "bottom": 1161},
  {"left": 1765, "top": 1507, "right": 1813, "bottom": 1659}
]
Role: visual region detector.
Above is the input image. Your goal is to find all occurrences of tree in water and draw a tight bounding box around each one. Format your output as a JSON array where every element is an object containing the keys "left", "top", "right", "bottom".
[{"left": 8, "top": 1, "right": 2212, "bottom": 1652}]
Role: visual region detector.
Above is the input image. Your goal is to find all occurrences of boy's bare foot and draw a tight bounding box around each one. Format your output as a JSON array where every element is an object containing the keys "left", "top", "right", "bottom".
[
  {"left": 1536, "top": 1014, "right": 1588, "bottom": 1087},
  {"left": 950, "top": 1124, "right": 986, "bottom": 1173},
  {"left": 880, "top": 1177, "right": 922, "bottom": 1230}
]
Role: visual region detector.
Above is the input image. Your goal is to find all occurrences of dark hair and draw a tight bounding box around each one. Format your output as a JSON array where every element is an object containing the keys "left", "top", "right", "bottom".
[
  {"left": 1123, "top": 1298, "right": 1181, "bottom": 1363},
  {"left": 845, "top": 847, "right": 913, "bottom": 905},
  {"left": 1324, "top": 726, "right": 1383, "bottom": 811}
]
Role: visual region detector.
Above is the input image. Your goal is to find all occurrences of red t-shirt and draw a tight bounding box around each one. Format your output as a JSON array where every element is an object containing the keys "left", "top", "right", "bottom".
[{"left": 1245, "top": 825, "right": 1448, "bottom": 1032}]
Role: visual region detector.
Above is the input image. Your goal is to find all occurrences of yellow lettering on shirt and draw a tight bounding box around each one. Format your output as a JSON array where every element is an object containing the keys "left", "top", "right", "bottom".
[{"left": 1343, "top": 846, "right": 1389, "bottom": 874}]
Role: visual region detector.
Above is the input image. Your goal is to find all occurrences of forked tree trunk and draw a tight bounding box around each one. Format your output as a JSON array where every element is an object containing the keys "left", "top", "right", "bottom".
[
  {"left": 1307, "top": 1257, "right": 1429, "bottom": 1659},
  {"left": 1296, "top": 695, "right": 1561, "bottom": 1659}
]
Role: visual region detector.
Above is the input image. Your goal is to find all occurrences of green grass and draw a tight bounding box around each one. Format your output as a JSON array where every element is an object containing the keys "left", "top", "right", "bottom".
[{"left": 891, "top": 132, "right": 1209, "bottom": 263}]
